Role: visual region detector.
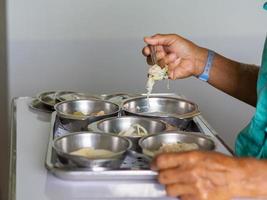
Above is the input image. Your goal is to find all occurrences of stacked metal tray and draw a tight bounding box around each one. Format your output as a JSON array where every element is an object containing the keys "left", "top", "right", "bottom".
[{"left": 45, "top": 93, "right": 219, "bottom": 181}]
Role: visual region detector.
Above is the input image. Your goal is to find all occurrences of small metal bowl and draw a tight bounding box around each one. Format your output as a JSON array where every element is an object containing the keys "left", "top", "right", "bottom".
[
  {"left": 55, "top": 91, "right": 100, "bottom": 102},
  {"left": 139, "top": 131, "right": 215, "bottom": 157},
  {"left": 88, "top": 116, "right": 167, "bottom": 152},
  {"left": 29, "top": 98, "right": 54, "bottom": 113},
  {"left": 122, "top": 96, "right": 200, "bottom": 129},
  {"left": 54, "top": 99, "right": 120, "bottom": 131},
  {"left": 37, "top": 91, "right": 58, "bottom": 109},
  {"left": 53, "top": 132, "right": 132, "bottom": 170}
]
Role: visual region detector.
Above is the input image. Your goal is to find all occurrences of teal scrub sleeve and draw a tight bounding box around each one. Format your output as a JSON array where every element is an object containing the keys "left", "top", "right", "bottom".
[{"left": 235, "top": 37, "right": 267, "bottom": 158}]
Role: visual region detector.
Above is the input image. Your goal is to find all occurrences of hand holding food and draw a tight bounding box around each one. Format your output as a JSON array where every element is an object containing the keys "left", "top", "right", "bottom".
[
  {"left": 143, "top": 34, "right": 208, "bottom": 80},
  {"left": 151, "top": 151, "right": 267, "bottom": 200}
]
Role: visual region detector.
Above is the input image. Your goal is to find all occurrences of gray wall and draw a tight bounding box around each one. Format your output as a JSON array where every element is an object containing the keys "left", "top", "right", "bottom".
[
  {"left": 7, "top": 0, "right": 267, "bottom": 149},
  {"left": 0, "top": 0, "right": 8, "bottom": 199}
]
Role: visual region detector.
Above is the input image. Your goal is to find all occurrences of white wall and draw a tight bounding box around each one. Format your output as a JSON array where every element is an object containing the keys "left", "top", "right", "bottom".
[{"left": 7, "top": 0, "right": 267, "bottom": 149}]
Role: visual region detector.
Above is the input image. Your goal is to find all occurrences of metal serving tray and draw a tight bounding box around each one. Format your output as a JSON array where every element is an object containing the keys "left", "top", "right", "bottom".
[
  {"left": 45, "top": 93, "right": 232, "bottom": 181},
  {"left": 45, "top": 115, "right": 208, "bottom": 181}
]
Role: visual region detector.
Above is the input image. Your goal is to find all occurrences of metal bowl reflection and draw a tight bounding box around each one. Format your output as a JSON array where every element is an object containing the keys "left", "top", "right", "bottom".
[
  {"left": 53, "top": 132, "right": 132, "bottom": 170},
  {"left": 88, "top": 116, "right": 167, "bottom": 152},
  {"left": 54, "top": 99, "right": 120, "bottom": 131},
  {"left": 122, "top": 96, "right": 200, "bottom": 129},
  {"left": 139, "top": 131, "right": 215, "bottom": 157}
]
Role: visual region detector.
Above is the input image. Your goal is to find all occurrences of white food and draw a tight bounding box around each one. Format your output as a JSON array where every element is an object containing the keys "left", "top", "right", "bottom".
[
  {"left": 70, "top": 147, "right": 116, "bottom": 159},
  {"left": 144, "top": 142, "right": 199, "bottom": 157},
  {"left": 118, "top": 124, "right": 148, "bottom": 137},
  {"left": 158, "top": 142, "right": 199, "bottom": 153},
  {"left": 146, "top": 64, "right": 168, "bottom": 97}
]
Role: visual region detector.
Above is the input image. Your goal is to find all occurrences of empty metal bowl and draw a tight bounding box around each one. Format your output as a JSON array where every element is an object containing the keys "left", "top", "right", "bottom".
[
  {"left": 139, "top": 131, "right": 215, "bottom": 157},
  {"left": 37, "top": 91, "right": 58, "bottom": 109},
  {"left": 54, "top": 99, "right": 120, "bottom": 131},
  {"left": 88, "top": 116, "right": 168, "bottom": 152},
  {"left": 122, "top": 96, "right": 200, "bottom": 129},
  {"left": 53, "top": 132, "right": 132, "bottom": 170}
]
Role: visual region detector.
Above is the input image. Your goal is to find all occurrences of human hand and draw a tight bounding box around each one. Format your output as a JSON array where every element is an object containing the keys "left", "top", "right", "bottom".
[
  {"left": 143, "top": 34, "right": 208, "bottom": 80},
  {"left": 151, "top": 151, "right": 267, "bottom": 200}
]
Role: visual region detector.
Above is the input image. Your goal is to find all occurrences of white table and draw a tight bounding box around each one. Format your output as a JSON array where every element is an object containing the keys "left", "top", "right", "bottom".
[{"left": 9, "top": 97, "right": 233, "bottom": 200}]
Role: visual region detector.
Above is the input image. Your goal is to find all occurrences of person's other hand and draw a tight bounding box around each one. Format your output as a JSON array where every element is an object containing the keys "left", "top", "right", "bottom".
[
  {"left": 151, "top": 151, "right": 266, "bottom": 200},
  {"left": 143, "top": 34, "right": 208, "bottom": 80}
]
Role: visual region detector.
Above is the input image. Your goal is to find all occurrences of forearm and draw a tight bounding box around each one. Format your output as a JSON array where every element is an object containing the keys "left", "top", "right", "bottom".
[{"left": 196, "top": 48, "right": 259, "bottom": 106}]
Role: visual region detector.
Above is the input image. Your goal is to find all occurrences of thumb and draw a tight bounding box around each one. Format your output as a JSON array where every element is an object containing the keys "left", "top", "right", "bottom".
[{"left": 144, "top": 34, "right": 177, "bottom": 46}]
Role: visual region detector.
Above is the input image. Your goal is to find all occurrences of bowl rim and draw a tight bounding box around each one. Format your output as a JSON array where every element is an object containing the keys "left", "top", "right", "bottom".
[
  {"left": 121, "top": 96, "right": 200, "bottom": 119},
  {"left": 88, "top": 116, "right": 168, "bottom": 138},
  {"left": 37, "top": 90, "right": 58, "bottom": 107},
  {"left": 54, "top": 99, "right": 120, "bottom": 120},
  {"left": 138, "top": 131, "right": 215, "bottom": 152},
  {"left": 53, "top": 131, "right": 132, "bottom": 161},
  {"left": 55, "top": 91, "right": 100, "bottom": 102},
  {"left": 104, "top": 93, "right": 137, "bottom": 101}
]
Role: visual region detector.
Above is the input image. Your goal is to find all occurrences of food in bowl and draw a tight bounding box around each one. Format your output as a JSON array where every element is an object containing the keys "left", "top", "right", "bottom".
[
  {"left": 72, "top": 110, "right": 105, "bottom": 117},
  {"left": 144, "top": 142, "right": 199, "bottom": 157},
  {"left": 118, "top": 124, "right": 148, "bottom": 137},
  {"left": 70, "top": 147, "right": 116, "bottom": 159}
]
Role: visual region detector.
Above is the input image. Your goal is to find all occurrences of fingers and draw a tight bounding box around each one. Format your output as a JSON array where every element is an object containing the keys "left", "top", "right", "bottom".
[
  {"left": 166, "top": 183, "right": 194, "bottom": 197},
  {"left": 142, "top": 46, "right": 150, "bottom": 56},
  {"left": 143, "top": 45, "right": 166, "bottom": 66},
  {"left": 145, "top": 51, "right": 166, "bottom": 66},
  {"left": 163, "top": 53, "right": 177, "bottom": 65},
  {"left": 143, "top": 45, "right": 165, "bottom": 57},
  {"left": 144, "top": 34, "right": 178, "bottom": 46},
  {"left": 158, "top": 168, "right": 197, "bottom": 185},
  {"left": 151, "top": 151, "right": 203, "bottom": 171}
]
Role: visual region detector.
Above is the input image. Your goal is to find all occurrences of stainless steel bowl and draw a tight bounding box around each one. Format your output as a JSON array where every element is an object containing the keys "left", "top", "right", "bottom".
[
  {"left": 88, "top": 116, "right": 167, "bottom": 152},
  {"left": 55, "top": 91, "right": 100, "bottom": 102},
  {"left": 139, "top": 131, "right": 215, "bottom": 157},
  {"left": 37, "top": 91, "right": 58, "bottom": 108},
  {"left": 122, "top": 96, "right": 200, "bottom": 129},
  {"left": 53, "top": 132, "right": 132, "bottom": 170},
  {"left": 54, "top": 99, "right": 120, "bottom": 131}
]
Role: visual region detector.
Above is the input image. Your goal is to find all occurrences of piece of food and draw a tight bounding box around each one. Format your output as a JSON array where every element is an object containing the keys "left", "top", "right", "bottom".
[
  {"left": 118, "top": 124, "right": 148, "bottom": 137},
  {"left": 158, "top": 142, "right": 199, "bottom": 153},
  {"left": 73, "top": 111, "right": 87, "bottom": 116},
  {"left": 91, "top": 110, "right": 105, "bottom": 116},
  {"left": 144, "top": 142, "right": 199, "bottom": 157},
  {"left": 72, "top": 110, "right": 105, "bottom": 117},
  {"left": 146, "top": 64, "right": 168, "bottom": 97},
  {"left": 70, "top": 147, "right": 116, "bottom": 159}
]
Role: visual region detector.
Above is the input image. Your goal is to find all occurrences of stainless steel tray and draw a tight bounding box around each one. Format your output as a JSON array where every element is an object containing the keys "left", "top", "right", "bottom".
[
  {"left": 45, "top": 93, "right": 232, "bottom": 181},
  {"left": 45, "top": 115, "right": 210, "bottom": 181}
]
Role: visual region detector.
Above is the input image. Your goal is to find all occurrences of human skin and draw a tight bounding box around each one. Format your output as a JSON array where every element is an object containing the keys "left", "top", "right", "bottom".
[
  {"left": 151, "top": 151, "right": 267, "bottom": 200},
  {"left": 142, "top": 34, "right": 266, "bottom": 199},
  {"left": 142, "top": 34, "right": 259, "bottom": 106}
]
